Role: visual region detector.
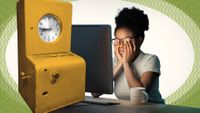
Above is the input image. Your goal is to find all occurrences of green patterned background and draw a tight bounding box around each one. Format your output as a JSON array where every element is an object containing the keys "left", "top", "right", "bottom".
[{"left": 0, "top": 0, "right": 200, "bottom": 112}]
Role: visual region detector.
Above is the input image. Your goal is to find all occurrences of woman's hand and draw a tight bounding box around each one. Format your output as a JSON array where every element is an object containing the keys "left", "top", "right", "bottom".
[
  {"left": 122, "top": 40, "right": 136, "bottom": 64},
  {"left": 113, "top": 43, "right": 123, "bottom": 63}
]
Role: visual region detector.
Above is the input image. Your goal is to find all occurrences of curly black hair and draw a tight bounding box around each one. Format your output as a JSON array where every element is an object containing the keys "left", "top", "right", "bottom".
[{"left": 115, "top": 7, "right": 149, "bottom": 38}]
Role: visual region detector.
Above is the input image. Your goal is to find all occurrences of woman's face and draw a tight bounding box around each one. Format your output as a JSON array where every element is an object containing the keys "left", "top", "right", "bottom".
[{"left": 114, "top": 27, "right": 141, "bottom": 55}]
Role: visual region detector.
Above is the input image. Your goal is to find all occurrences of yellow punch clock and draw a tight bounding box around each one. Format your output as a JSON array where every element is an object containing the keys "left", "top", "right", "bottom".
[{"left": 17, "top": 0, "right": 86, "bottom": 113}]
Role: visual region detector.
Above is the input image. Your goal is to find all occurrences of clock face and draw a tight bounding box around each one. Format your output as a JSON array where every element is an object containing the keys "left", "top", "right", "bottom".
[{"left": 38, "top": 14, "right": 61, "bottom": 43}]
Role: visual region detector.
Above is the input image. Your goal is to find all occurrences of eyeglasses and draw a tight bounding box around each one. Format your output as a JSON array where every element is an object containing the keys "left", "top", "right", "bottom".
[{"left": 112, "top": 36, "right": 135, "bottom": 45}]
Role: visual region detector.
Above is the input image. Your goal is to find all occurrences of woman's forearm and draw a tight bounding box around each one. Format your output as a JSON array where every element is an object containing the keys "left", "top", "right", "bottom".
[
  {"left": 113, "top": 62, "right": 123, "bottom": 80},
  {"left": 123, "top": 62, "right": 143, "bottom": 88}
]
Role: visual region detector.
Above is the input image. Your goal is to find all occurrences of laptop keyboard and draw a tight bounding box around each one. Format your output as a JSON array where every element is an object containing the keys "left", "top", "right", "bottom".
[{"left": 84, "top": 97, "right": 120, "bottom": 106}]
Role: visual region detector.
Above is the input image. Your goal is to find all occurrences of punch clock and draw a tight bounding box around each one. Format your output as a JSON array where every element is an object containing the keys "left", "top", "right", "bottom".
[{"left": 17, "top": 0, "right": 86, "bottom": 113}]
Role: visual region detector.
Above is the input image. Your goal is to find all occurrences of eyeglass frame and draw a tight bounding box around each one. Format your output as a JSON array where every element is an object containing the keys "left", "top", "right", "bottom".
[{"left": 111, "top": 36, "right": 136, "bottom": 44}]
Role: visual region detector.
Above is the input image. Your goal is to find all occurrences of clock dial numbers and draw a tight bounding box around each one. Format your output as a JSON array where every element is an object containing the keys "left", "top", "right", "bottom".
[{"left": 38, "top": 14, "right": 61, "bottom": 43}]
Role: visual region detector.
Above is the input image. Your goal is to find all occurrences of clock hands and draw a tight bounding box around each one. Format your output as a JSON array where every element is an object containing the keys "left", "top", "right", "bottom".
[{"left": 39, "top": 27, "right": 52, "bottom": 32}]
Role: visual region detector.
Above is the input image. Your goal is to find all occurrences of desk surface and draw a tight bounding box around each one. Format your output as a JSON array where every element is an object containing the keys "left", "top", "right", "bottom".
[{"left": 51, "top": 97, "right": 200, "bottom": 113}]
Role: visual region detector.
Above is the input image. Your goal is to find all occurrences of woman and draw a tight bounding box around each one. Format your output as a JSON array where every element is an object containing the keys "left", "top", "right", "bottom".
[
  {"left": 112, "top": 7, "right": 164, "bottom": 103},
  {"left": 93, "top": 7, "right": 164, "bottom": 103}
]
